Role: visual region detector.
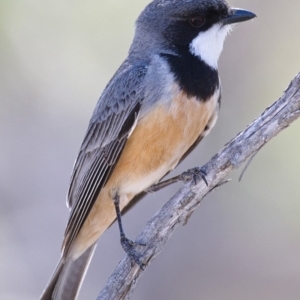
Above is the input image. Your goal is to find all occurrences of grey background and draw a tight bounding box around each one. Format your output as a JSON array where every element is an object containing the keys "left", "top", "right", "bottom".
[{"left": 1, "top": 0, "right": 300, "bottom": 299}]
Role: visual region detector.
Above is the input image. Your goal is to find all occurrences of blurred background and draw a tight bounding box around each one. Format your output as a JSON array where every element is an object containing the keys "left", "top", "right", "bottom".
[{"left": 1, "top": 0, "right": 300, "bottom": 299}]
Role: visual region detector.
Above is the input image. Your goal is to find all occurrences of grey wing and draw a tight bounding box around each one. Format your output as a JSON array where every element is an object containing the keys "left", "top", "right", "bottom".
[{"left": 62, "top": 63, "right": 148, "bottom": 256}]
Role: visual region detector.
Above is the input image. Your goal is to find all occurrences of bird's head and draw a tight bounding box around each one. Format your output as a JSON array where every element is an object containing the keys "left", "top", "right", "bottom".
[{"left": 130, "top": 0, "right": 256, "bottom": 69}]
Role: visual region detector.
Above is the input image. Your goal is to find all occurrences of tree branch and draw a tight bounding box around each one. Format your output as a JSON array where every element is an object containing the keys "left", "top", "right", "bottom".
[{"left": 96, "top": 73, "right": 300, "bottom": 300}]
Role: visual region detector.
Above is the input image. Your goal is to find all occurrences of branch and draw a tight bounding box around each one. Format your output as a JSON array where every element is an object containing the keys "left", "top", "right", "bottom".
[{"left": 96, "top": 73, "right": 300, "bottom": 300}]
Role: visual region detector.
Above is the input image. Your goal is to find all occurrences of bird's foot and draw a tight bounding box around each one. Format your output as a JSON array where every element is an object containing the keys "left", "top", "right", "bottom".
[
  {"left": 120, "top": 236, "right": 146, "bottom": 270},
  {"left": 179, "top": 167, "right": 208, "bottom": 186}
]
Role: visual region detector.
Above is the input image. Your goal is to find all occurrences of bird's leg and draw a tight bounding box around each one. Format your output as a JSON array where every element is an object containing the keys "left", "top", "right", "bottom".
[
  {"left": 146, "top": 167, "right": 208, "bottom": 193},
  {"left": 146, "top": 176, "right": 181, "bottom": 192},
  {"left": 113, "top": 194, "right": 145, "bottom": 269}
]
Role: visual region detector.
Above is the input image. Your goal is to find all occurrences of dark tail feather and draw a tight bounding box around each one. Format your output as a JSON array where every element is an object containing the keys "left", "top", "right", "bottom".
[{"left": 40, "top": 243, "right": 97, "bottom": 300}]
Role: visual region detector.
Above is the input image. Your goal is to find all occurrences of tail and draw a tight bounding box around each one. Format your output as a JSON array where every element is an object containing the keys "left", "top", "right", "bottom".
[{"left": 40, "top": 243, "right": 97, "bottom": 300}]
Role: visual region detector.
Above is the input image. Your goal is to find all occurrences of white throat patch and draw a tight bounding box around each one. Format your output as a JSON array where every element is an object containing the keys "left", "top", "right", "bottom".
[{"left": 189, "top": 24, "right": 232, "bottom": 69}]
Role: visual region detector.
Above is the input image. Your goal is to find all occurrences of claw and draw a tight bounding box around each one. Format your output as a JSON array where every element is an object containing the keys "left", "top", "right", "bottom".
[
  {"left": 179, "top": 167, "right": 208, "bottom": 186},
  {"left": 199, "top": 168, "right": 208, "bottom": 186}
]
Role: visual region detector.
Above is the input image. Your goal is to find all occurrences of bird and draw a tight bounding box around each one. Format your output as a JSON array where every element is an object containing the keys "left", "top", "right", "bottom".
[{"left": 40, "top": 0, "right": 256, "bottom": 299}]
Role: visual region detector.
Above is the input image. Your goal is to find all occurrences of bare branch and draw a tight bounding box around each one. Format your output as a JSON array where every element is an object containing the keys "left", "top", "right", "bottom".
[{"left": 96, "top": 73, "right": 300, "bottom": 300}]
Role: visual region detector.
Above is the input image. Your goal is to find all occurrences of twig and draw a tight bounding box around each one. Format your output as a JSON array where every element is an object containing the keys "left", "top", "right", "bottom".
[
  {"left": 238, "top": 145, "right": 262, "bottom": 182},
  {"left": 96, "top": 73, "right": 300, "bottom": 300}
]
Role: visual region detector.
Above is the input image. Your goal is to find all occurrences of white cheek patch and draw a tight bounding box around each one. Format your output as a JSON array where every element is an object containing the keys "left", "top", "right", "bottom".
[{"left": 189, "top": 24, "right": 232, "bottom": 69}]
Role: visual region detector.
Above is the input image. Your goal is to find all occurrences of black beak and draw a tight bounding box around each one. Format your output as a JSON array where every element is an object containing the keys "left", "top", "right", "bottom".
[{"left": 222, "top": 8, "right": 256, "bottom": 25}]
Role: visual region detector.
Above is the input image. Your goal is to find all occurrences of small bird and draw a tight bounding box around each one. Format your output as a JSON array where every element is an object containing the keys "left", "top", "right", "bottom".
[{"left": 41, "top": 0, "right": 255, "bottom": 299}]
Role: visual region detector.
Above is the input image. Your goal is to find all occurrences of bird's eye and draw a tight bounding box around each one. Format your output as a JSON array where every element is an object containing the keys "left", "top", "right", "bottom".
[{"left": 189, "top": 17, "right": 205, "bottom": 28}]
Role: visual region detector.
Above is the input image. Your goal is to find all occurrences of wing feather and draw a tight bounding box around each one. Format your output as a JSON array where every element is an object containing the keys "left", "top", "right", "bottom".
[{"left": 62, "top": 63, "right": 147, "bottom": 255}]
